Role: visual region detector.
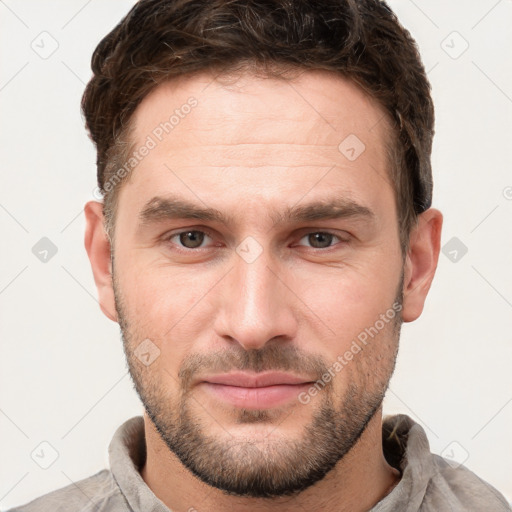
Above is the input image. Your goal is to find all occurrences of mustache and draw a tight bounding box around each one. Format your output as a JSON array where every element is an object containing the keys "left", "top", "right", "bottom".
[{"left": 178, "top": 344, "right": 327, "bottom": 390}]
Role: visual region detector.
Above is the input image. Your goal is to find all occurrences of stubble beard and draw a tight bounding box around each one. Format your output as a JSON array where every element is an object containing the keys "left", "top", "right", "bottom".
[{"left": 113, "top": 266, "right": 403, "bottom": 498}]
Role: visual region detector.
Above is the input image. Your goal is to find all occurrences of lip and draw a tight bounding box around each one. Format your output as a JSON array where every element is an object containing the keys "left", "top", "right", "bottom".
[
  {"left": 200, "top": 371, "right": 313, "bottom": 388},
  {"left": 198, "top": 372, "right": 314, "bottom": 409}
]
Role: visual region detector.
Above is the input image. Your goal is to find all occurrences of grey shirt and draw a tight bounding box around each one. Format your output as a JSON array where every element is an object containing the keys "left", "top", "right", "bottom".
[{"left": 8, "top": 414, "right": 511, "bottom": 512}]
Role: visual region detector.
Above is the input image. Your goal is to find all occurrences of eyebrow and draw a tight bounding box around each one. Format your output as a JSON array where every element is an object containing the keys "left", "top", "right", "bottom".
[{"left": 138, "top": 194, "right": 375, "bottom": 228}]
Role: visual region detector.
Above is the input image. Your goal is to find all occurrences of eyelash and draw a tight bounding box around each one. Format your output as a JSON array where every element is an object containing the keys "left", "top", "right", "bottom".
[{"left": 163, "top": 228, "right": 349, "bottom": 253}]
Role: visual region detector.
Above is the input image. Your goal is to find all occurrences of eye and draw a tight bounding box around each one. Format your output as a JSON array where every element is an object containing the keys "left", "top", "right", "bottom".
[
  {"left": 167, "top": 230, "right": 213, "bottom": 250},
  {"left": 297, "top": 231, "right": 346, "bottom": 249},
  {"left": 163, "top": 229, "right": 348, "bottom": 253}
]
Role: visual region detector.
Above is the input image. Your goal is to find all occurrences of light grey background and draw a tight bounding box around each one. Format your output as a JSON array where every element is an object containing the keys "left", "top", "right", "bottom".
[{"left": 1, "top": 0, "right": 511, "bottom": 508}]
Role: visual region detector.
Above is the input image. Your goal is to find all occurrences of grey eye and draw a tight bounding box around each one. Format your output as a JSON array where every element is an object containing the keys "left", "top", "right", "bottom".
[{"left": 299, "top": 232, "right": 338, "bottom": 249}]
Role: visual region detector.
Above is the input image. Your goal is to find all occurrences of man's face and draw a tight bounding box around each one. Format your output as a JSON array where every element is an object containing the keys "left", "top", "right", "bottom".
[{"left": 111, "top": 70, "right": 405, "bottom": 497}]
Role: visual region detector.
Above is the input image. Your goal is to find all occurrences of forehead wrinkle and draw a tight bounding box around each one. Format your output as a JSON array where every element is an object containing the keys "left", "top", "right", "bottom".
[{"left": 146, "top": 145, "right": 365, "bottom": 171}]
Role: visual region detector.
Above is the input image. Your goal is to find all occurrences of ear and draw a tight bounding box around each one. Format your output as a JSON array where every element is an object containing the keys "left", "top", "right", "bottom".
[
  {"left": 401, "top": 208, "right": 443, "bottom": 323},
  {"left": 84, "top": 200, "right": 118, "bottom": 322}
]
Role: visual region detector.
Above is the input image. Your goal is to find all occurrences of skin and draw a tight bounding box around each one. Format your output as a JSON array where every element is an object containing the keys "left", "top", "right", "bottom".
[{"left": 84, "top": 69, "right": 442, "bottom": 512}]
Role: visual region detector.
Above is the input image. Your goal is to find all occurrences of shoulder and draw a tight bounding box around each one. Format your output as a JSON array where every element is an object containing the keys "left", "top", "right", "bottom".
[
  {"left": 6, "top": 469, "right": 129, "bottom": 512},
  {"left": 424, "top": 454, "right": 512, "bottom": 511}
]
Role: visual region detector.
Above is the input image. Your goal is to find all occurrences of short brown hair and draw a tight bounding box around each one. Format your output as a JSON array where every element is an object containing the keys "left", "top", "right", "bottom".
[{"left": 81, "top": 0, "right": 434, "bottom": 252}]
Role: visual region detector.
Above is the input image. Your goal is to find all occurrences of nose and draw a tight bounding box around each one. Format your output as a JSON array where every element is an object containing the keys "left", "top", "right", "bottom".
[{"left": 213, "top": 245, "right": 298, "bottom": 351}]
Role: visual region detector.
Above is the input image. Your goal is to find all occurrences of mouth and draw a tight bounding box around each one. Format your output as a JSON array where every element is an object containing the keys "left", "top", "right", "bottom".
[{"left": 198, "top": 371, "right": 315, "bottom": 409}]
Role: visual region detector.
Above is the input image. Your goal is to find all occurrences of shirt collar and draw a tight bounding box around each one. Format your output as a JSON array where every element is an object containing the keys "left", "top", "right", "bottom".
[
  {"left": 109, "top": 416, "right": 170, "bottom": 511},
  {"left": 371, "top": 414, "right": 436, "bottom": 511}
]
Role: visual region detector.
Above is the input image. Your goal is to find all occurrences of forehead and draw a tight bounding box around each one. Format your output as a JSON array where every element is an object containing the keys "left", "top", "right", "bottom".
[
  {"left": 117, "top": 68, "right": 395, "bottom": 223},
  {"left": 131, "top": 68, "right": 391, "bottom": 155}
]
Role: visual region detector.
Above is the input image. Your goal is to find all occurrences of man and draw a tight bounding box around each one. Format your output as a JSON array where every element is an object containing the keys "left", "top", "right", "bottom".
[{"left": 9, "top": 0, "right": 511, "bottom": 510}]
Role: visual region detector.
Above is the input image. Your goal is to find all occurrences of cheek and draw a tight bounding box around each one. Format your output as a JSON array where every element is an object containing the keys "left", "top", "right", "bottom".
[
  {"left": 121, "top": 254, "right": 199, "bottom": 315},
  {"left": 298, "top": 264, "right": 400, "bottom": 343},
  {"left": 120, "top": 263, "right": 217, "bottom": 356}
]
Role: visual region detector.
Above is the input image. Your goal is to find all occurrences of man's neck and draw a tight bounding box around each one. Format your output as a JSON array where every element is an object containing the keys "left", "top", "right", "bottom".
[{"left": 140, "top": 409, "right": 401, "bottom": 512}]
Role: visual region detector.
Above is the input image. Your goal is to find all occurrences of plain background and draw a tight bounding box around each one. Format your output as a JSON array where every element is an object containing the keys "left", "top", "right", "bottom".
[{"left": 1, "top": 0, "right": 511, "bottom": 508}]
